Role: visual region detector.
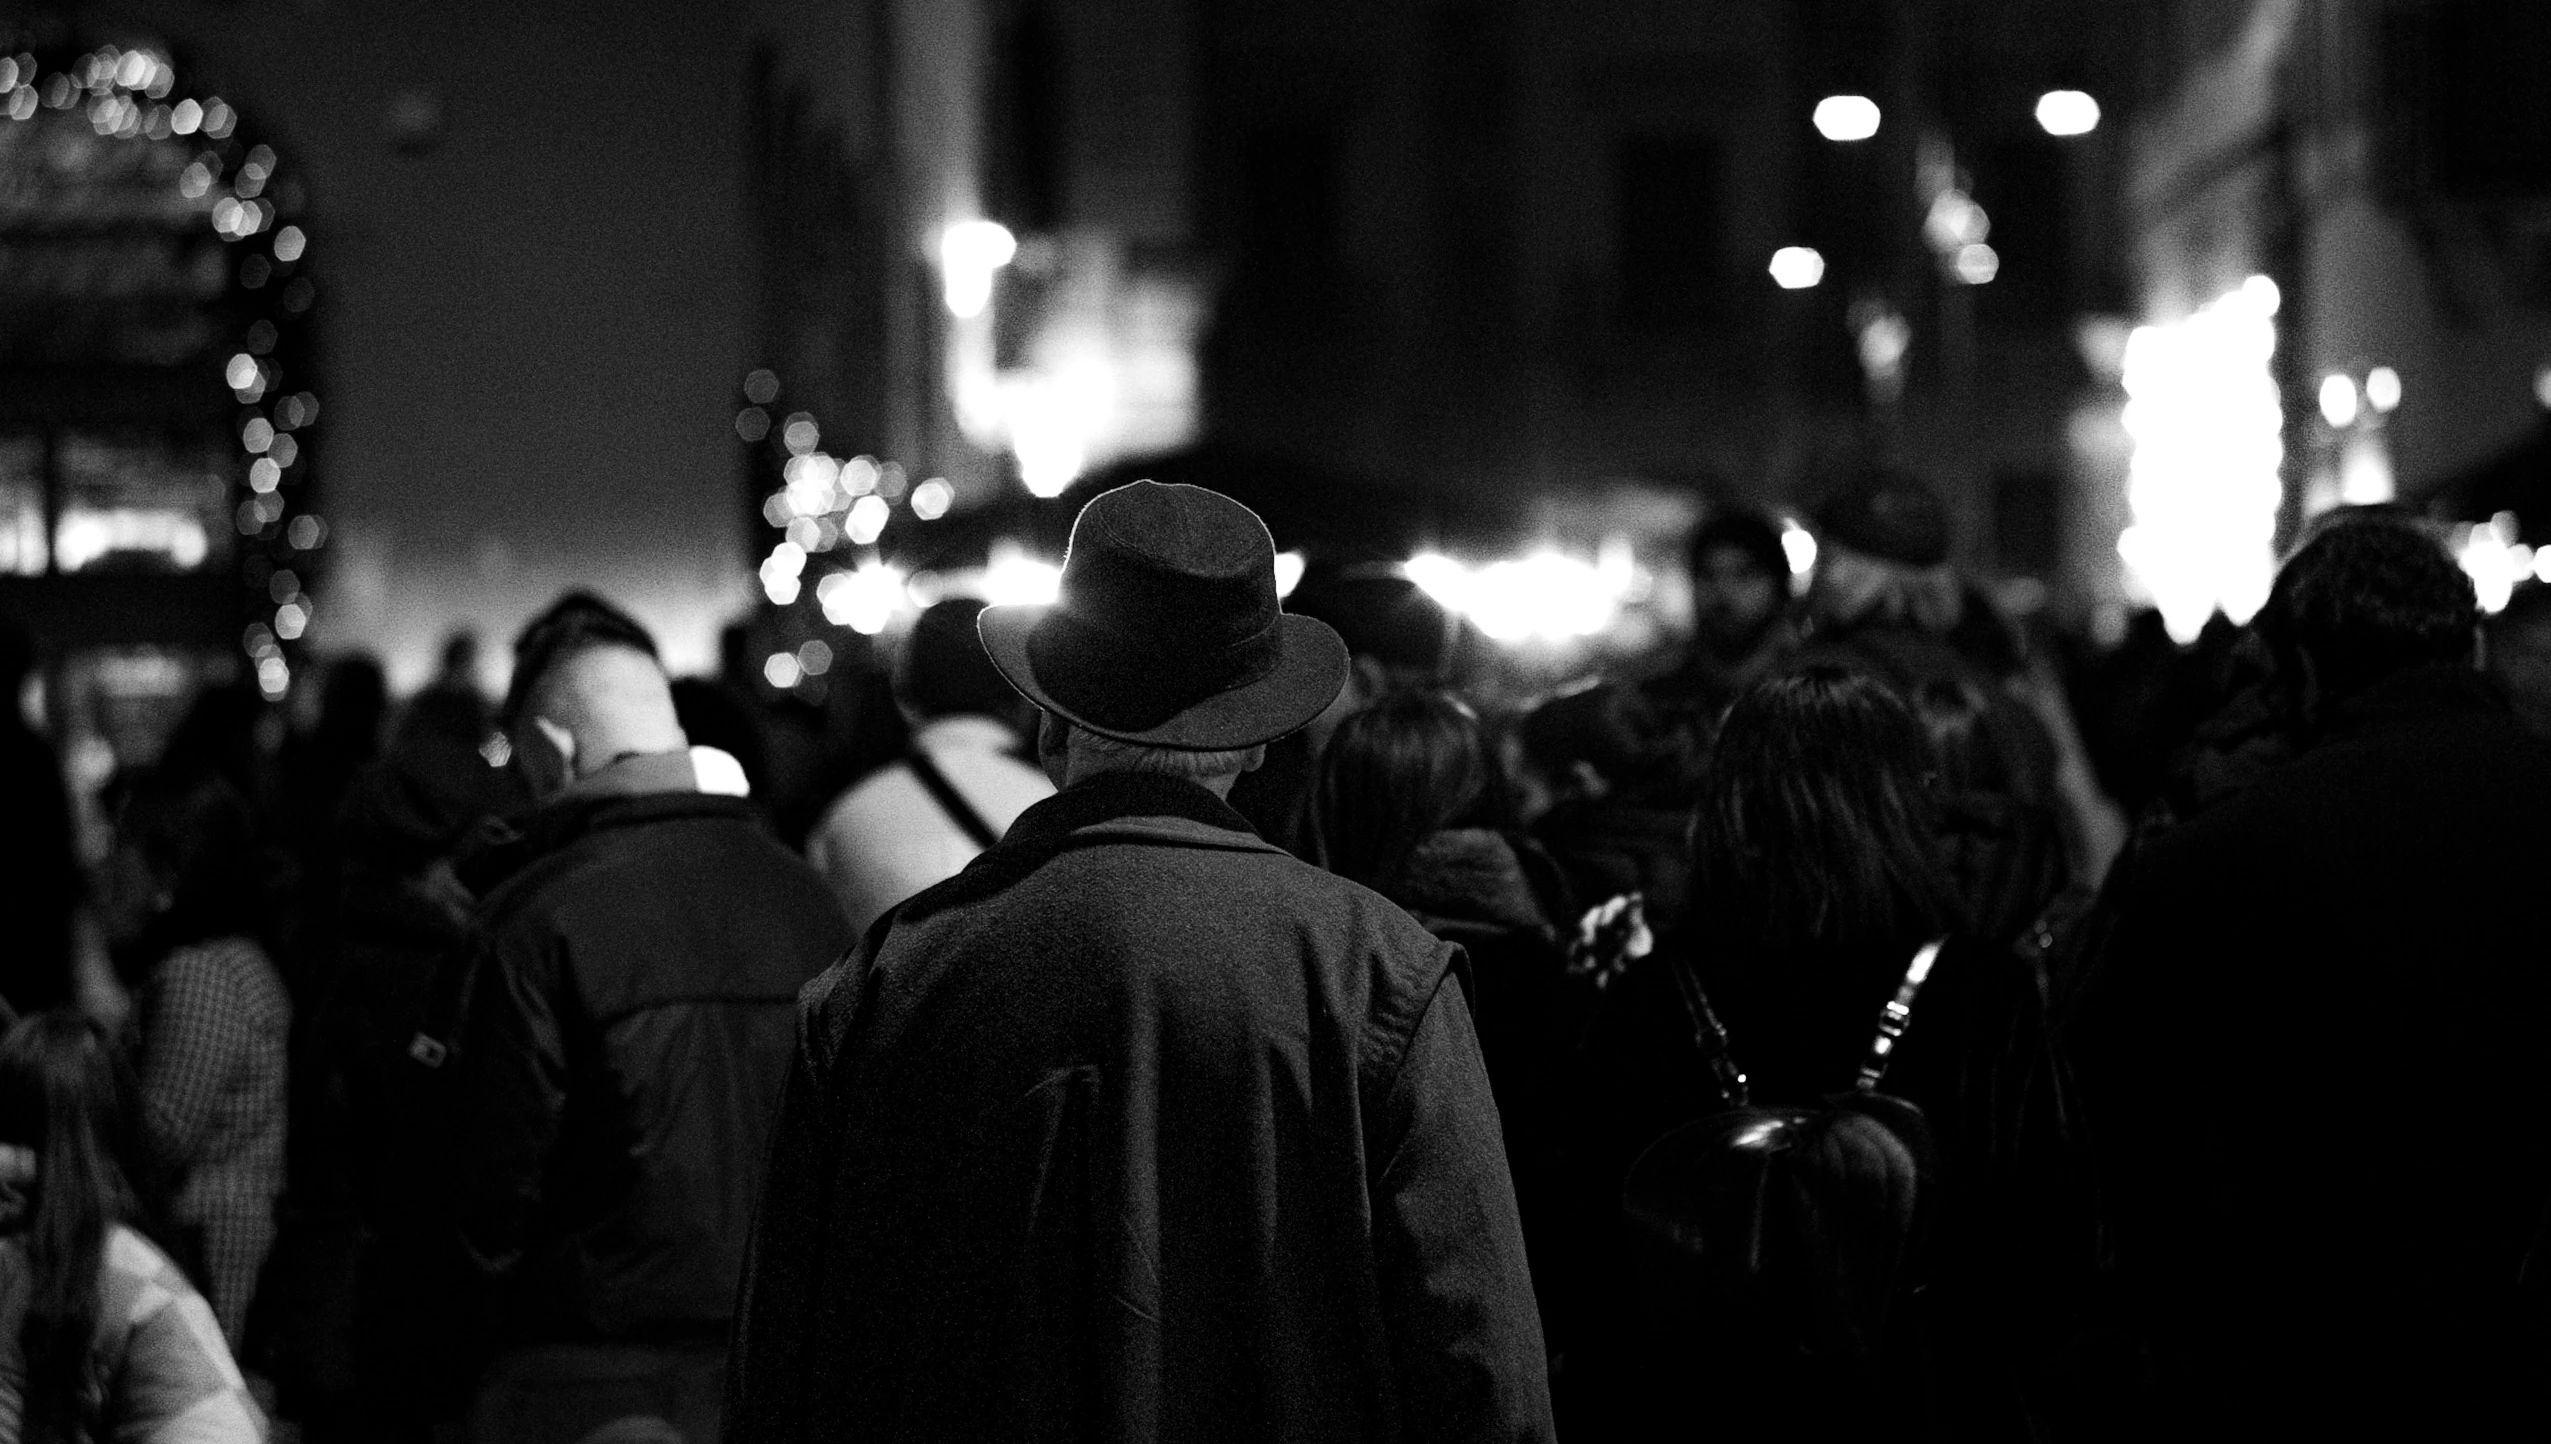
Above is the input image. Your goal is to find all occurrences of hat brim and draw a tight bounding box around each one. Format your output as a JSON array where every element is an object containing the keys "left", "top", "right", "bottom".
[{"left": 979, "top": 605, "right": 1349, "bottom": 751}]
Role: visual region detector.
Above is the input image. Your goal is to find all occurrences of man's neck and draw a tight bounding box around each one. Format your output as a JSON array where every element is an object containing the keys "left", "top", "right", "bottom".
[{"left": 1065, "top": 762, "right": 1246, "bottom": 799}]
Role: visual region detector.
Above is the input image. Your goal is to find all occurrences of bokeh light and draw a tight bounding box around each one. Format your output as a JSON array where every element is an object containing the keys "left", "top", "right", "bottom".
[
  {"left": 910, "top": 477, "right": 953, "bottom": 520},
  {"left": 1769, "top": 247, "right": 1826, "bottom": 290},
  {"left": 939, "top": 219, "right": 1018, "bottom": 318},
  {"left": 2366, "top": 366, "right": 2403, "bottom": 413},
  {"left": 1813, "top": 95, "right": 1881, "bottom": 141},
  {"left": 2035, "top": 90, "right": 2101, "bottom": 136}
]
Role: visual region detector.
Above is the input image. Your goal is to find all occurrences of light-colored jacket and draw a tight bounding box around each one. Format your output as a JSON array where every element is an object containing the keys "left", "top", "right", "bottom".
[
  {"left": 805, "top": 715, "right": 1054, "bottom": 933},
  {"left": 0, "top": 1221, "right": 266, "bottom": 1443}
]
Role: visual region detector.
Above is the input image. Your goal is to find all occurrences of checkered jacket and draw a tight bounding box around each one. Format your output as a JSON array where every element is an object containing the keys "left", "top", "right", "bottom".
[{"left": 137, "top": 937, "right": 291, "bottom": 1348}]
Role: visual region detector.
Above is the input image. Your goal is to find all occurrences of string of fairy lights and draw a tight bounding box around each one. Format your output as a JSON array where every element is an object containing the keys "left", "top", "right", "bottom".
[
  {"left": 739, "top": 369, "right": 971, "bottom": 694},
  {"left": 2, "top": 41, "right": 322, "bottom": 700}
]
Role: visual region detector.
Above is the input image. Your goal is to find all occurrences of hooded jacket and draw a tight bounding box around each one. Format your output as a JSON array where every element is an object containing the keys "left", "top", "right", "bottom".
[
  {"left": 726, "top": 771, "right": 1554, "bottom": 1443},
  {"left": 431, "top": 753, "right": 852, "bottom": 1346}
]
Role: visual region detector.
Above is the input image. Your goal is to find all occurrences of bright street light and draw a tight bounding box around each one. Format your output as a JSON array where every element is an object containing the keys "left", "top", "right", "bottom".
[
  {"left": 2366, "top": 366, "right": 2402, "bottom": 414},
  {"left": 1812, "top": 95, "right": 1881, "bottom": 142},
  {"left": 1769, "top": 246, "right": 1826, "bottom": 290},
  {"left": 2036, "top": 90, "right": 2101, "bottom": 137},
  {"left": 938, "top": 219, "right": 1017, "bottom": 319}
]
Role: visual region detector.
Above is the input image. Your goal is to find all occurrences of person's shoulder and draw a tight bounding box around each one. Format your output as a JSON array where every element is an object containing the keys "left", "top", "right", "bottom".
[
  {"left": 823, "top": 758, "right": 925, "bottom": 825},
  {"left": 97, "top": 1225, "right": 263, "bottom": 1436},
  {"left": 159, "top": 937, "right": 283, "bottom": 996}
]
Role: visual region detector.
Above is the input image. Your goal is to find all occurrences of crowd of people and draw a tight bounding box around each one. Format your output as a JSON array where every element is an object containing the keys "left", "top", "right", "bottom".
[{"left": 1, "top": 463, "right": 2547, "bottom": 1443}]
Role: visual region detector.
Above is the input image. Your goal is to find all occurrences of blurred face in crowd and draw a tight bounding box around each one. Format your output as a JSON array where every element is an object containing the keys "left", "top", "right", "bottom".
[{"left": 1693, "top": 543, "right": 1785, "bottom": 655}]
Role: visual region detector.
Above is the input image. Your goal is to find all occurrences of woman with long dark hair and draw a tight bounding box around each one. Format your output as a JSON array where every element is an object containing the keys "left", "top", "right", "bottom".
[
  {"left": 1569, "top": 668, "right": 2088, "bottom": 1440},
  {"left": 0, "top": 1011, "right": 262, "bottom": 1441}
]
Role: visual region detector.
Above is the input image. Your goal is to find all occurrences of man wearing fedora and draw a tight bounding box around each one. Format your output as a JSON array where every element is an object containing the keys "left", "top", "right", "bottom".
[{"left": 726, "top": 481, "right": 1553, "bottom": 1442}]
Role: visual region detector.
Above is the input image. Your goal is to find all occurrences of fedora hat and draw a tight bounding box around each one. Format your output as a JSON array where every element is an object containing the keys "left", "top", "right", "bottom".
[{"left": 978, "top": 480, "right": 1348, "bottom": 750}]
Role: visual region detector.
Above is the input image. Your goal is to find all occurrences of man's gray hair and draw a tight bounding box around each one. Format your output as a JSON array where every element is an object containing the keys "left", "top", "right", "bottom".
[{"left": 1072, "top": 727, "right": 1261, "bottom": 780}]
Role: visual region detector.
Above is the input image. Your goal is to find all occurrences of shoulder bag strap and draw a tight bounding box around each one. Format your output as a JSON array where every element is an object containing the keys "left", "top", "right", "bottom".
[
  {"left": 905, "top": 746, "right": 1002, "bottom": 851},
  {"left": 1667, "top": 956, "right": 1752, "bottom": 1110},
  {"left": 1855, "top": 937, "right": 1949, "bottom": 1093}
]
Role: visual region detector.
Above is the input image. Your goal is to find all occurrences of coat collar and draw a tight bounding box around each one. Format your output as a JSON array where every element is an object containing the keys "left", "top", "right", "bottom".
[
  {"left": 888, "top": 771, "right": 1276, "bottom": 931},
  {"left": 456, "top": 782, "right": 755, "bottom": 898},
  {"left": 1004, "top": 769, "right": 1268, "bottom": 849}
]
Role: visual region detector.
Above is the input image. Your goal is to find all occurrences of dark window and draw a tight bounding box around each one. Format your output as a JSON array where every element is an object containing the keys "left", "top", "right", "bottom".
[
  {"left": 1976, "top": 134, "right": 2067, "bottom": 323},
  {"left": 2423, "top": 0, "right": 2551, "bottom": 197},
  {"left": 1236, "top": 122, "right": 1339, "bottom": 290},
  {"left": 1616, "top": 135, "right": 1725, "bottom": 325},
  {"left": 988, "top": 5, "right": 1065, "bottom": 231},
  {"left": 1993, "top": 466, "right": 2060, "bottom": 576}
]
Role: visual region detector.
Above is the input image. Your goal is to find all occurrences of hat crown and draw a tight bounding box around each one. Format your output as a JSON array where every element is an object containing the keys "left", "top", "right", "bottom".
[
  {"left": 1057, "top": 482, "right": 1278, "bottom": 649},
  {"left": 976, "top": 478, "right": 1347, "bottom": 750}
]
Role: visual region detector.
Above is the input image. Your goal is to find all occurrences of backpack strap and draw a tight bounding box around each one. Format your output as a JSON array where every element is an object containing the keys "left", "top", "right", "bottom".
[
  {"left": 905, "top": 746, "right": 1001, "bottom": 851},
  {"left": 1854, "top": 937, "right": 1948, "bottom": 1093},
  {"left": 1667, "top": 956, "right": 1752, "bottom": 1110}
]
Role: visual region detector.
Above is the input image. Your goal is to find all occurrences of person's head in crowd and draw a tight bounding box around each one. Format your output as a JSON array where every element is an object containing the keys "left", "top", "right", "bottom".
[
  {"left": 2255, "top": 509, "right": 2477, "bottom": 719},
  {"left": 2487, "top": 581, "right": 2551, "bottom": 742},
  {"left": 1908, "top": 678, "right": 2012, "bottom": 797},
  {"left": 1688, "top": 509, "right": 1791, "bottom": 659},
  {"left": 501, "top": 592, "right": 684, "bottom": 801},
  {"left": 339, "top": 700, "right": 532, "bottom": 883},
  {"left": 96, "top": 765, "right": 261, "bottom": 966},
  {"left": 1693, "top": 668, "right": 1956, "bottom": 953},
  {"left": 899, "top": 598, "right": 1027, "bottom": 732},
  {"left": 0, "top": 1011, "right": 166, "bottom": 1439},
  {"left": 1310, "top": 690, "right": 1511, "bottom": 891},
  {"left": 156, "top": 681, "right": 274, "bottom": 806},
  {"left": 1283, "top": 566, "right": 1458, "bottom": 742},
  {"left": 1806, "top": 463, "right": 1965, "bottom": 636},
  {"left": 435, "top": 629, "right": 483, "bottom": 693},
  {"left": 1517, "top": 681, "right": 1698, "bottom": 814},
  {"left": 978, "top": 482, "right": 1345, "bottom": 799}
]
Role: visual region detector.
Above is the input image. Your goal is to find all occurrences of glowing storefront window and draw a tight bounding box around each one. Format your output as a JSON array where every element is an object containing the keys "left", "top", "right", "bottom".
[
  {"left": 53, "top": 432, "right": 226, "bottom": 573},
  {"left": 2117, "top": 280, "right": 2284, "bottom": 643}
]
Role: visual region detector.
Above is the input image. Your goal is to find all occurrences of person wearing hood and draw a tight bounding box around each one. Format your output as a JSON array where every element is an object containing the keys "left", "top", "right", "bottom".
[{"left": 424, "top": 593, "right": 851, "bottom": 1444}]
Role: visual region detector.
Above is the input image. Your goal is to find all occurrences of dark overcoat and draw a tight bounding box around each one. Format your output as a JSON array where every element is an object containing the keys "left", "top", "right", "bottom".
[
  {"left": 2066, "top": 665, "right": 2551, "bottom": 1436},
  {"left": 725, "top": 771, "right": 1554, "bottom": 1443}
]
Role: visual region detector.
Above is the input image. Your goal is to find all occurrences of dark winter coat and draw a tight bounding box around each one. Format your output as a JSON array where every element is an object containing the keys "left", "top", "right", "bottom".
[
  {"left": 1563, "top": 928, "right": 2087, "bottom": 1441},
  {"left": 1377, "top": 829, "right": 1578, "bottom": 1355},
  {"left": 725, "top": 771, "right": 1554, "bottom": 1444},
  {"left": 2065, "top": 665, "right": 2551, "bottom": 1437},
  {"left": 433, "top": 756, "right": 853, "bottom": 1347}
]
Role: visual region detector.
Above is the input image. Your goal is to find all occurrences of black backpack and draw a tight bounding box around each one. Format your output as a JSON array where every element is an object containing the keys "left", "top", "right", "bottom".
[{"left": 1620, "top": 939, "right": 1947, "bottom": 1367}]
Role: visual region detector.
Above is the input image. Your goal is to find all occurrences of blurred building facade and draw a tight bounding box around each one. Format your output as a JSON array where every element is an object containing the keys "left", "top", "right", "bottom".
[
  {"left": 2094, "top": 0, "right": 2551, "bottom": 635},
  {"left": 736, "top": 0, "right": 2145, "bottom": 655}
]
